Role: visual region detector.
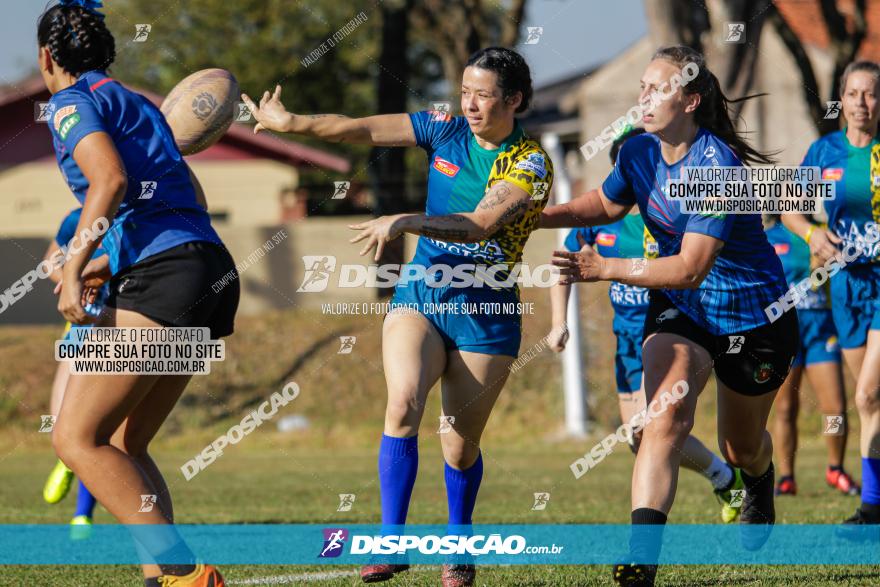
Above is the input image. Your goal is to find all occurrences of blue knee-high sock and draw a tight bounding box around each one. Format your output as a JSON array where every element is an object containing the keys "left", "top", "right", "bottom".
[
  {"left": 74, "top": 480, "right": 97, "bottom": 518},
  {"left": 862, "top": 457, "right": 880, "bottom": 505},
  {"left": 379, "top": 435, "right": 419, "bottom": 527},
  {"left": 445, "top": 453, "right": 483, "bottom": 526}
]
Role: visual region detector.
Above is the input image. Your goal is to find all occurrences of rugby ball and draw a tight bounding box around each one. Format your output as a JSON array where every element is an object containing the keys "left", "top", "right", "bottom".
[{"left": 161, "top": 68, "right": 239, "bottom": 155}]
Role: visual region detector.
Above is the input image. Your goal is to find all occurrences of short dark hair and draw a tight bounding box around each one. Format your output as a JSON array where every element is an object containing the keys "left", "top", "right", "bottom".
[
  {"left": 38, "top": 4, "right": 115, "bottom": 77},
  {"left": 465, "top": 47, "right": 533, "bottom": 113},
  {"left": 610, "top": 126, "right": 646, "bottom": 164},
  {"left": 840, "top": 60, "right": 880, "bottom": 95}
]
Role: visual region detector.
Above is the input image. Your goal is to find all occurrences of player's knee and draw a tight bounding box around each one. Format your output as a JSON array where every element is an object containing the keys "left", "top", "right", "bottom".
[
  {"left": 51, "top": 423, "right": 90, "bottom": 469},
  {"left": 774, "top": 398, "right": 798, "bottom": 422},
  {"left": 442, "top": 441, "right": 480, "bottom": 471},
  {"left": 643, "top": 400, "right": 693, "bottom": 440},
  {"left": 722, "top": 441, "right": 762, "bottom": 470},
  {"left": 855, "top": 386, "right": 880, "bottom": 415},
  {"left": 385, "top": 392, "right": 423, "bottom": 428}
]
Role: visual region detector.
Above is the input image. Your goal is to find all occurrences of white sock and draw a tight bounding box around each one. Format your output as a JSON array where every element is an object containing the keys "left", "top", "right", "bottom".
[{"left": 703, "top": 454, "right": 733, "bottom": 490}]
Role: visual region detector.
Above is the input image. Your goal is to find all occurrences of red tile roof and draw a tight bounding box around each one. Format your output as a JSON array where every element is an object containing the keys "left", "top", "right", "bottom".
[{"left": 775, "top": 0, "right": 880, "bottom": 61}]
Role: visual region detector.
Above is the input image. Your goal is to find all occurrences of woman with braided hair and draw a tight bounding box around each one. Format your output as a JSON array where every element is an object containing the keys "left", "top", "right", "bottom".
[{"left": 38, "top": 1, "right": 237, "bottom": 585}]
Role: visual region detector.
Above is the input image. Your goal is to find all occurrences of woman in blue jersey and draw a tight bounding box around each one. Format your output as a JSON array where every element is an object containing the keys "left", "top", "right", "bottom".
[
  {"left": 782, "top": 61, "right": 880, "bottom": 529},
  {"left": 548, "top": 128, "right": 745, "bottom": 525},
  {"left": 542, "top": 46, "right": 798, "bottom": 585},
  {"left": 38, "top": 2, "right": 237, "bottom": 585},
  {"left": 763, "top": 216, "right": 857, "bottom": 497},
  {"left": 42, "top": 207, "right": 108, "bottom": 538},
  {"left": 245, "top": 47, "right": 551, "bottom": 587}
]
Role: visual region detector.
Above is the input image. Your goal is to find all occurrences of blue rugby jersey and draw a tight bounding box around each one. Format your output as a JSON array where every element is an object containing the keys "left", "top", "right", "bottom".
[
  {"left": 602, "top": 128, "right": 787, "bottom": 335},
  {"left": 800, "top": 130, "right": 880, "bottom": 264},
  {"left": 564, "top": 214, "right": 653, "bottom": 333},
  {"left": 407, "top": 110, "right": 553, "bottom": 290},
  {"left": 765, "top": 222, "right": 828, "bottom": 310},
  {"left": 48, "top": 70, "right": 221, "bottom": 274}
]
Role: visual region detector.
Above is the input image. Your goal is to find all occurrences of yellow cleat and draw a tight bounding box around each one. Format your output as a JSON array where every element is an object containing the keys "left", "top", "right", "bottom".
[
  {"left": 43, "top": 460, "right": 74, "bottom": 504},
  {"left": 716, "top": 467, "right": 745, "bottom": 524},
  {"left": 158, "top": 563, "right": 225, "bottom": 586}
]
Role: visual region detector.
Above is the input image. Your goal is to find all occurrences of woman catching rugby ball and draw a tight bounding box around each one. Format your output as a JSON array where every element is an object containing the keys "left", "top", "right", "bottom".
[
  {"left": 542, "top": 45, "right": 798, "bottom": 586},
  {"left": 40, "top": 1, "right": 238, "bottom": 585},
  {"left": 245, "top": 47, "right": 552, "bottom": 587}
]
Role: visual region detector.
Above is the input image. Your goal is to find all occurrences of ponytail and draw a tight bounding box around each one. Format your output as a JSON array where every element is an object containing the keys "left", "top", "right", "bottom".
[{"left": 652, "top": 45, "right": 775, "bottom": 166}]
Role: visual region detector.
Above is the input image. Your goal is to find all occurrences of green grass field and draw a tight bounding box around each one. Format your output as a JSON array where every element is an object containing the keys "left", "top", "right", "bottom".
[{"left": 0, "top": 288, "right": 877, "bottom": 585}]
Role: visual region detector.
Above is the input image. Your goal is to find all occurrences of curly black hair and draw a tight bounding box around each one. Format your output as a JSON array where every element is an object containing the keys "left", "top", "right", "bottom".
[
  {"left": 465, "top": 47, "right": 533, "bottom": 113},
  {"left": 37, "top": 3, "right": 115, "bottom": 77}
]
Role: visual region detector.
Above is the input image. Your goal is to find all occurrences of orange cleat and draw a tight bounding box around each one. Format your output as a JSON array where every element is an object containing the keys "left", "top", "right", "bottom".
[
  {"left": 826, "top": 468, "right": 860, "bottom": 496},
  {"left": 441, "top": 564, "right": 476, "bottom": 587},
  {"left": 360, "top": 563, "right": 409, "bottom": 583},
  {"left": 157, "top": 563, "right": 224, "bottom": 586}
]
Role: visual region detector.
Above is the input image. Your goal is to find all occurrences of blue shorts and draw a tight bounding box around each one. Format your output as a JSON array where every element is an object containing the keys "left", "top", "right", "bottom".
[
  {"left": 830, "top": 264, "right": 880, "bottom": 349},
  {"left": 389, "top": 278, "right": 521, "bottom": 357},
  {"left": 792, "top": 309, "right": 840, "bottom": 367},
  {"left": 614, "top": 328, "right": 643, "bottom": 393}
]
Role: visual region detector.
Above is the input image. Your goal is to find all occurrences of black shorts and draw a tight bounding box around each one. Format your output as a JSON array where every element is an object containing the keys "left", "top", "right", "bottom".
[
  {"left": 106, "top": 241, "right": 240, "bottom": 338},
  {"left": 643, "top": 291, "right": 799, "bottom": 396}
]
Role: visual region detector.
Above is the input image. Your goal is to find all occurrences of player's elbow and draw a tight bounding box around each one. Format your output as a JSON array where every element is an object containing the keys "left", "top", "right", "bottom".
[{"left": 679, "top": 262, "right": 710, "bottom": 289}]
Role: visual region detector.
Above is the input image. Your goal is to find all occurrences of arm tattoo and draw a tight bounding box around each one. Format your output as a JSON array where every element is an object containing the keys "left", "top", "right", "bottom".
[
  {"left": 422, "top": 227, "right": 469, "bottom": 240},
  {"left": 488, "top": 199, "right": 529, "bottom": 234},
  {"left": 307, "top": 114, "right": 347, "bottom": 119},
  {"left": 478, "top": 184, "right": 512, "bottom": 210}
]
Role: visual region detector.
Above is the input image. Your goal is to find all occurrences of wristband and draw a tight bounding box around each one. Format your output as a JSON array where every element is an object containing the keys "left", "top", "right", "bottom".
[{"left": 804, "top": 225, "right": 816, "bottom": 244}]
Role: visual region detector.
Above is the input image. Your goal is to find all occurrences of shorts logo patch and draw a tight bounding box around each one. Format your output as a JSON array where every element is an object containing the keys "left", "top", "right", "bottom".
[
  {"left": 822, "top": 168, "right": 844, "bottom": 181},
  {"left": 754, "top": 361, "right": 774, "bottom": 384},
  {"left": 118, "top": 277, "right": 132, "bottom": 294},
  {"left": 655, "top": 308, "right": 679, "bottom": 324},
  {"left": 826, "top": 335, "right": 839, "bottom": 353},
  {"left": 433, "top": 156, "right": 460, "bottom": 177},
  {"left": 59, "top": 113, "right": 81, "bottom": 141},
  {"left": 596, "top": 232, "right": 617, "bottom": 247},
  {"left": 53, "top": 105, "right": 77, "bottom": 131},
  {"left": 773, "top": 243, "right": 790, "bottom": 256}
]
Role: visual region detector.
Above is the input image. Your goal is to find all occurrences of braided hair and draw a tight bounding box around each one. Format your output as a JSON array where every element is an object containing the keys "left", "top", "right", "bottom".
[{"left": 38, "top": 2, "right": 115, "bottom": 77}]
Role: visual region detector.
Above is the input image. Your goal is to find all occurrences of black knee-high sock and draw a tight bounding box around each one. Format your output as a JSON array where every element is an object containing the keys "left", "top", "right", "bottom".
[{"left": 629, "top": 508, "right": 667, "bottom": 564}]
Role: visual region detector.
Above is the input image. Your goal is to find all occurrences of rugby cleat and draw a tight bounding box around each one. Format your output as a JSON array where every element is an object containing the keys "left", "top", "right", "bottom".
[
  {"left": 360, "top": 564, "right": 409, "bottom": 583},
  {"left": 835, "top": 508, "right": 880, "bottom": 542},
  {"left": 715, "top": 467, "right": 745, "bottom": 523},
  {"left": 43, "top": 460, "right": 74, "bottom": 504},
  {"left": 826, "top": 467, "right": 860, "bottom": 496},
  {"left": 612, "top": 563, "right": 657, "bottom": 586},
  {"left": 774, "top": 475, "right": 797, "bottom": 496},
  {"left": 69, "top": 515, "right": 92, "bottom": 541},
  {"left": 441, "top": 563, "right": 475, "bottom": 587},
  {"left": 157, "top": 563, "right": 224, "bottom": 586}
]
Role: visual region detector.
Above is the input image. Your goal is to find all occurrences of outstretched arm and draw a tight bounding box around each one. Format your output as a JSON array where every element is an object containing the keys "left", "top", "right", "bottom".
[
  {"left": 540, "top": 187, "right": 631, "bottom": 229},
  {"left": 349, "top": 180, "right": 533, "bottom": 261},
  {"left": 241, "top": 85, "right": 416, "bottom": 147}
]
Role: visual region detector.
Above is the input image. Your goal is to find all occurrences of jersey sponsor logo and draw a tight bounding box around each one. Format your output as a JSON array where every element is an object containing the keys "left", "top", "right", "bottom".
[
  {"left": 773, "top": 243, "right": 790, "bottom": 256},
  {"left": 514, "top": 152, "right": 547, "bottom": 178},
  {"left": 433, "top": 156, "right": 460, "bottom": 177},
  {"left": 595, "top": 232, "right": 617, "bottom": 247},
  {"left": 703, "top": 146, "right": 716, "bottom": 158},
  {"left": 58, "top": 113, "right": 81, "bottom": 140},
  {"left": 53, "top": 105, "right": 77, "bottom": 132},
  {"left": 822, "top": 168, "right": 843, "bottom": 181},
  {"left": 655, "top": 308, "right": 679, "bottom": 324}
]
